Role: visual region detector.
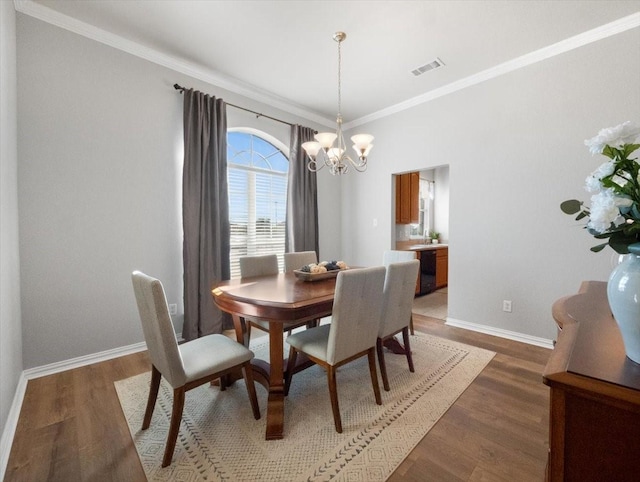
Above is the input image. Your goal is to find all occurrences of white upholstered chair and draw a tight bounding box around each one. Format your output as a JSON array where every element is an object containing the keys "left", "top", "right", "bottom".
[
  {"left": 382, "top": 249, "right": 416, "bottom": 266},
  {"left": 238, "top": 254, "right": 309, "bottom": 339},
  {"left": 238, "top": 254, "right": 279, "bottom": 337},
  {"left": 383, "top": 250, "right": 418, "bottom": 334},
  {"left": 377, "top": 260, "right": 420, "bottom": 391},
  {"left": 131, "top": 271, "right": 260, "bottom": 467},
  {"left": 284, "top": 251, "right": 317, "bottom": 272},
  {"left": 284, "top": 266, "right": 386, "bottom": 433},
  {"left": 239, "top": 253, "right": 279, "bottom": 278}
]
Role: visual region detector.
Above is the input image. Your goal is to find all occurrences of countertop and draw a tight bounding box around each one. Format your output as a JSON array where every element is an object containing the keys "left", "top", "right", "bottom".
[{"left": 395, "top": 242, "right": 448, "bottom": 251}]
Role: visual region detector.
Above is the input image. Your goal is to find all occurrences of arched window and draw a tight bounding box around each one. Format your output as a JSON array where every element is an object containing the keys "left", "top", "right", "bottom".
[{"left": 227, "top": 130, "right": 288, "bottom": 278}]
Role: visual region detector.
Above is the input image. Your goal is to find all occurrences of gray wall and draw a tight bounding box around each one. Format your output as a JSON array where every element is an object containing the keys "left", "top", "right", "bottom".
[
  {"left": 16, "top": 14, "right": 340, "bottom": 368},
  {"left": 13, "top": 8, "right": 640, "bottom": 367},
  {"left": 0, "top": 1, "right": 23, "bottom": 438},
  {"left": 342, "top": 27, "right": 640, "bottom": 341}
]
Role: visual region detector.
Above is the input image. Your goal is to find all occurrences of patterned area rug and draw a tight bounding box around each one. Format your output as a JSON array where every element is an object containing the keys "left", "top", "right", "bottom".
[{"left": 115, "top": 332, "right": 494, "bottom": 481}]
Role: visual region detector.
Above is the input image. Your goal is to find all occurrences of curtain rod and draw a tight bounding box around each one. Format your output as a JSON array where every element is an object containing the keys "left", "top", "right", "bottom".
[{"left": 174, "top": 83, "right": 296, "bottom": 128}]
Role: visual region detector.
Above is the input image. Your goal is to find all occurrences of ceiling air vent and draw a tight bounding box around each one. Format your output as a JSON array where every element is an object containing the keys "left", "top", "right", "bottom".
[{"left": 410, "top": 58, "right": 445, "bottom": 77}]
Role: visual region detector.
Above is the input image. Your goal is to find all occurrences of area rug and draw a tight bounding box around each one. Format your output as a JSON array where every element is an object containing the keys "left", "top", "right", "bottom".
[{"left": 115, "top": 332, "right": 494, "bottom": 481}]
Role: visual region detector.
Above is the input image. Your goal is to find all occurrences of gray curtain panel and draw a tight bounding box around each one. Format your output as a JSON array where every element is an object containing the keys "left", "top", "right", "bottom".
[
  {"left": 182, "top": 89, "right": 231, "bottom": 340},
  {"left": 285, "top": 125, "right": 319, "bottom": 256}
]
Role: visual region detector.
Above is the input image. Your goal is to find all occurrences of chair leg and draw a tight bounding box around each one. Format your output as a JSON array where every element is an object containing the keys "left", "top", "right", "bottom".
[
  {"left": 327, "top": 365, "right": 342, "bottom": 433},
  {"left": 409, "top": 314, "right": 415, "bottom": 335},
  {"left": 284, "top": 346, "right": 298, "bottom": 396},
  {"left": 367, "top": 348, "right": 382, "bottom": 405},
  {"left": 402, "top": 327, "right": 415, "bottom": 373},
  {"left": 376, "top": 338, "right": 390, "bottom": 391},
  {"left": 142, "top": 365, "right": 161, "bottom": 430},
  {"left": 242, "top": 362, "right": 261, "bottom": 420},
  {"left": 162, "top": 386, "right": 185, "bottom": 468}
]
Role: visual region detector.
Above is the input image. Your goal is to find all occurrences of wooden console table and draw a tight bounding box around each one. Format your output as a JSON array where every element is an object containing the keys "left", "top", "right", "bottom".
[{"left": 543, "top": 281, "right": 640, "bottom": 481}]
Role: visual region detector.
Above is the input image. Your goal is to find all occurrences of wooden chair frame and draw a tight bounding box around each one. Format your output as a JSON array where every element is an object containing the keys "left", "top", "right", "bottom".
[
  {"left": 284, "top": 345, "right": 381, "bottom": 433},
  {"left": 143, "top": 360, "right": 260, "bottom": 467}
]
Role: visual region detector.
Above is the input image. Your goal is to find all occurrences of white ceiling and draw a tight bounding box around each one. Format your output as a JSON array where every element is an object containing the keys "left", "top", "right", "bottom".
[{"left": 19, "top": 0, "right": 640, "bottom": 127}]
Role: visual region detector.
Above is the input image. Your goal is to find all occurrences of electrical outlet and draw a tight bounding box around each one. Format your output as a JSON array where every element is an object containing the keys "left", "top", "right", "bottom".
[
  {"left": 169, "top": 303, "right": 178, "bottom": 315},
  {"left": 372, "top": 218, "right": 378, "bottom": 227},
  {"left": 502, "top": 300, "right": 512, "bottom": 313}
]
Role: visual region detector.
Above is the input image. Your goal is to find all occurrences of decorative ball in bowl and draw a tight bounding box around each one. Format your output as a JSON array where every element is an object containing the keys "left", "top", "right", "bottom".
[{"left": 293, "top": 261, "right": 349, "bottom": 281}]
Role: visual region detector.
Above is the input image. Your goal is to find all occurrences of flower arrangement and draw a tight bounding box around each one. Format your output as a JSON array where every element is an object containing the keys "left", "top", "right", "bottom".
[
  {"left": 298, "top": 261, "right": 348, "bottom": 274},
  {"left": 561, "top": 121, "right": 640, "bottom": 254}
]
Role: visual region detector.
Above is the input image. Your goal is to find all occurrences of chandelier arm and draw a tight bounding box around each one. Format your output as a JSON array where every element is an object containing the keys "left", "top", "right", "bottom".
[
  {"left": 350, "top": 159, "right": 368, "bottom": 172},
  {"left": 307, "top": 158, "right": 324, "bottom": 172}
]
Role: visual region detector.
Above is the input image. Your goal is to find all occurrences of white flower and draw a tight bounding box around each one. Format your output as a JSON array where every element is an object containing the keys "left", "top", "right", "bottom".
[
  {"left": 584, "top": 161, "right": 615, "bottom": 193},
  {"left": 585, "top": 121, "right": 640, "bottom": 155},
  {"left": 587, "top": 189, "right": 631, "bottom": 233}
]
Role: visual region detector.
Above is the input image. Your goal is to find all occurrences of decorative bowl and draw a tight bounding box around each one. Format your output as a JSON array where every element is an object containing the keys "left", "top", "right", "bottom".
[{"left": 293, "top": 268, "right": 347, "bottom": 282}]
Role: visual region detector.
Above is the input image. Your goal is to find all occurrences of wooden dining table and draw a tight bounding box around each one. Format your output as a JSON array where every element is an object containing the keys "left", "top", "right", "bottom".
[{"left": 211, "top": 272, "right": 337, "bottom": 440}]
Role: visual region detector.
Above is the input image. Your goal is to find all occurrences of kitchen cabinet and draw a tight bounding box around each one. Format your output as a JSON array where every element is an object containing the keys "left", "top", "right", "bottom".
[
  {"left": 395, "top": 244, "right": 448, "bottom": 295},
  {"left": 435, "top": 248, "right": 448, "bottom": 289},
  {"left": 395, "top": 172, "right": 419, "bottom": 224},
  {"left": 544, "top": 281, "right": 640, "bottom": 481}
]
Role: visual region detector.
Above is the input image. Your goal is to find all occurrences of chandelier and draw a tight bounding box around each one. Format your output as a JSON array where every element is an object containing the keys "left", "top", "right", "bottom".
[{"left": 302, "top": 32, "right": 374, "bottom": 175}]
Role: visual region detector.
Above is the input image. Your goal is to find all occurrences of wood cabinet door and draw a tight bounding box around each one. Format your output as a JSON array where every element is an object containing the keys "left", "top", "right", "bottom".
[
  {"left": 395, "top": 175, "right": 402, "bottom": 223},
  {"left": 399, "top": 174, "right": 412, "bottom": 224},
  {"left": 410, "top": 172, "right": 420, "bottom": 224},
  {"left": 395, "top": 173, "right": 420, "bottom": 224}
]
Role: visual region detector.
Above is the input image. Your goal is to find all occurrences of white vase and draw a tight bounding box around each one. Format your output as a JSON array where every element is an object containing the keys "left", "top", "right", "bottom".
[{"left": 607, "top": 243, "right": 640, "bottom": 364}]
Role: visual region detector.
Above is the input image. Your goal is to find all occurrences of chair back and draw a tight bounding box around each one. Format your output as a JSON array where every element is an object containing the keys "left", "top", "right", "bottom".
[
  {"left": 284, "top": 251, "right": 317, "bottom": 272},
  {"left": 239, "top": 254, "right": 278, "bottom": 278},
  {"left": 327, "top": 266, "right": 386, "bottom": 364},
  {"left": 132, "top": 271, "right": 186, "bottom": 387},
  {"left": 379, "top": 260, "right": 420, "bottom": 338},
  {"left": 382, "top": 250, "right": 416, "bottom": 266}
]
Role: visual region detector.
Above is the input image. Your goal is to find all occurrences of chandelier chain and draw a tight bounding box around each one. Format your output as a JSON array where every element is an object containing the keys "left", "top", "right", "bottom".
[{"left": 337, "top": 38, "right": 342, "bottom": 117}]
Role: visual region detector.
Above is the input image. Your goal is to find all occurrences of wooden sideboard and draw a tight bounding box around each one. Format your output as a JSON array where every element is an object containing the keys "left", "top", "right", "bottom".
[{"left": 543, "top": 281, "right": 640, "bottom": 481}]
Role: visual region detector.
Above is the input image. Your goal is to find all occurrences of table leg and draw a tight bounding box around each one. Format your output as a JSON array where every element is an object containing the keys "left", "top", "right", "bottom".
[{"left": 265, "top": 323, "right": 285, "bottom": 440}]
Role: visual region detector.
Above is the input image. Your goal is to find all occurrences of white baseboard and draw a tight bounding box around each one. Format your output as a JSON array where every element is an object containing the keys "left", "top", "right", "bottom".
[
  {"left": 445, "top": 317, "right": 555, "bottom": 350},
  {"left": 0, "top": 373, "right": 27, "bottom": 481},
  {"left": 22, "top": 341, "right": 148, "bottom": 380}
]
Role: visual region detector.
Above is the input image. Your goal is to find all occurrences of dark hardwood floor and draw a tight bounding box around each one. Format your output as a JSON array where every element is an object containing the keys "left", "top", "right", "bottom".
[{"left": 4, "top": 314, "right": 551, "bottom": 481}]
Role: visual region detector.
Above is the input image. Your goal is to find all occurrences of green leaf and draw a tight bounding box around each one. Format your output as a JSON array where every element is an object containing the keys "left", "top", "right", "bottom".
[
  {"left": 590, "top": 243, "right": 608, "bottom": 252},
  {"left": 560, "top": 199, "right": 582, "bottom": 215},
  {"left": 601, "top": 145, "right": 617, "bottom": 159},
  {"left": 623, "top": 143, "right": 640, "bottom": 158},
  {"left": 608, "top": 230, "right": 638, "bottom": 254},
  {"left": 575, "top": 211, "right": 588, "bottom": 221}
]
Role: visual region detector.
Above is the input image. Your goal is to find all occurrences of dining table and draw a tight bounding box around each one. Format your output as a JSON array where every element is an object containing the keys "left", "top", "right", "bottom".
[{"left": 211, "top": 271, "right": 337, "bottom": 440}]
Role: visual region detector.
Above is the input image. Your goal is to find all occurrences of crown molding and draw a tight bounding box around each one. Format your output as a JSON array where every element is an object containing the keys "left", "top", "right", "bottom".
[
  {"left": 13, "top": 1, "right": 639, "bottom": 132},
  {"left": 344, "top": 11, "right": 640, "bottom": 130},
  {"left": 13, "top": 0, "right": 335, "bottom": 129}
]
